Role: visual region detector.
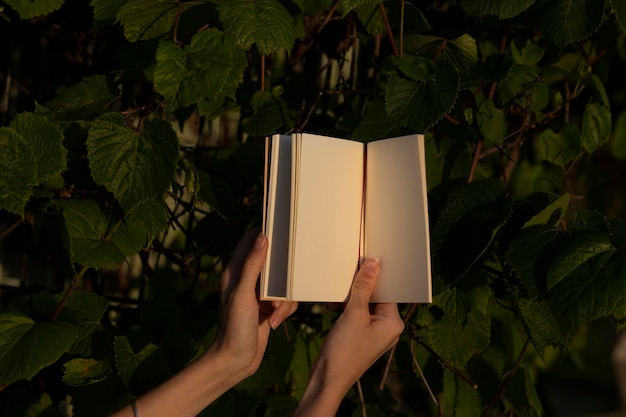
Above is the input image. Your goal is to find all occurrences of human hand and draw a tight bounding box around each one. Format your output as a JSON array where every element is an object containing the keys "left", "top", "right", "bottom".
[
  {"left": 207, "top": 230, "right": 297, "bottom": 379},
  {"left": 294, "top": 258, "right": 404, "bottom": 416}
]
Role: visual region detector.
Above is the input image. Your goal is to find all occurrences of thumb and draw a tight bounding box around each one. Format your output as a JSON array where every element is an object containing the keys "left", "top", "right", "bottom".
[
  {"left": 238, "top": 233, "right": 268, "bottom": 292},
  {"left": 346, "top": 258, "right": 380, "bottom": 311}
]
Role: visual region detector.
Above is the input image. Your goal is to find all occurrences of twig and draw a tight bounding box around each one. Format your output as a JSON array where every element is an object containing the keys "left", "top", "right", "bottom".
[
  {"left": 468, "top": 138, "right": 484, "bottom": 183},
  {"left": 379, "top": 303, "right": 418, "bottom": 389},
  {"left": 0, "top": 217, "right": 23, "bottom": 241},
  {"left": 433, "top": 40, "right": 447, "bottom": 63},
  {"left": 411, "top": 340, "right": 438, "bottom": 406},
  {"left": 564, "top": 80, "right": 571, "bottom": 124},
  {"left": 479, "top": 338, "right": 530, "bottom": 417},
  {"left": 51, "top": 265, "right": 89, "bottom": 320},
  {"left": 173, "top": 2, "right": 183, "bottom": 45},
  {"left": 379, "top": 3, "right": 398, "bottom": 56},
  {"left": 357, "top": 379, "right": 367, "bottom": 417},
  {"left": 399, "top": 0, "right": 405, "bottom": 57},
  {"left": 261, "top": 55, "right": 266, "bottom": 92},
  {"left": 412, "top": 333, "right": 478, "bottom": 389}
]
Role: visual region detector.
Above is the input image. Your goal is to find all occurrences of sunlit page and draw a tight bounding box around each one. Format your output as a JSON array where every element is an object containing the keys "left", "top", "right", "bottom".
[
  {"left": 290, "top": 134, "right": 364, "bottom": 302},
  {"left": 365, "top": 134, "right": 432, "bottom": 303}
]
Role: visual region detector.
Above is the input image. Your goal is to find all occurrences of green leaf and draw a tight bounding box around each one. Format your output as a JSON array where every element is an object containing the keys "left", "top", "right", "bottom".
[
  {"left": 461, "top": 0, "right": 536, "bottom": 19},
  {"left": 505, "top": 225, "right": 560, "bottom": 298},
  {"left": 57, "top": 199, "right": 147, "bottom": 269},
  {"left": 510, "top": 38, "right": 545, "bottom": 66},
  {"left": 116, "top": 0, "right": 183, "bottom": 42},
  {"left": 341, "top": 0, "right": 378, "bottom": 15},
  {"left": 10, "top": 113, "right": 66, "bottom": 184},
  {"left": 91, "top": 0, "right": 125, "bottom": 27},
  {"left": 503, "top": 367, "right": 543, "bottom": 417},
  {"left": 114, "top": 336, "right": 169, "bottom": 392},
  {"left": 549, "top": 250, "right": 624, "bottom": 334},
  {"left": 386, "top": 60, "right": 459, "bottom": 132},
  {"left": 219, "top": 0, "right": 297, "bottom": 55},
  {"left": 589, "top": 74, "right": 610, "bottom": 108},
  {"left": 536, "top": 124, "right": 581, "bottom": 167},
  {"left": 87, "top": 113, "right": 178, "bottom": 212},
  {"left": 0, "top": 127, "right": 37, "bottom": 215},
  {"left": 153, "top": 30, "right": 247, "bottom": 111},
  {"left": 404, "top": 33, "right": 478, "bottom": 71},
  {"left": 241, "top": 91, "right": 288, "bottom": 136},
  {"left": 475, "top": 97, "right": 506, "bottom": 147},
  {"left": 531, "top": 0, "right": 605, "bottom": 48},
  {"left": 546, "top": 231, "right": 614, "bottom": 290},
  {"left": 354, "top": 2, "right": 386, "bottom": 35},
  {"left": 390, "top": 55, "right": 435, "bottom": 82},
  {"left": 431, "top": 179, "right": 511, "bottom": 282},
  {"left": 44, "top": 75, "right": 120, "bottom": 122},
  {"left": 581, "top": 103, "right": 611, "bottom": 154},
  {"left": 428, "top": 288, "right": 491, "bottom": 368},
  {"left": 197, "top": 171, "right": 240, "bottom": 218},
  {"left": 524, "top": 193, "right": 570, "bottom": 228},
  {"left": 4, "top": 0, "right": 64, "bottom": 19},
  {"left": 516, "top": 298, "right": 564, "bottom": 356},
  {"left": 441, "top": 369, "right": 482, "bottom": 417},
  {"left": 0, "top": 311, "right": 77, "bottom": 385},
  {"left": 352, "top": 99, "right": 403, "bottom": 142},
  {"left": 63, "top": 358, "right": 111, "bottom": 386}
]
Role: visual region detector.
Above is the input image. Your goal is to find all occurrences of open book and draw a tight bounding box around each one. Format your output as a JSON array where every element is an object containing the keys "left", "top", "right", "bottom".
[{"left": 261, "top": 133, "right": 431, "bottom": 303}]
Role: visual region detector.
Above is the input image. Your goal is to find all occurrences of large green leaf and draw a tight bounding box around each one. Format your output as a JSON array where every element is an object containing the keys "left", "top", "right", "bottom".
[
  {"left": 352, "top": 99, "right": 404, "bottom": 142},
  {"left": 0, "top": 127, "right": 36, "bottom": 215},
  {"left": 386, "top": 60, "right": 459, "bottom": 132},
  {"left": 91, "top": 0, "right": 125, "bottom": 27},
  {"left": 153, "top": 30, "right": 247, "bottom": 111},
  {"left": 546, "top": 231, "right": 614, "bottom": 290},
  {"left": 354, "top": 2, "right": 386, "bottom": 35},
  {"left": 4, "top": 0, "right": 63, "bottom": 19},
  {"left": 11, "top": 113, "right": 66, "bottom": 185},
  {"left": 241, "top": 91, "right": 288, "bottom": 136},
  {"left": 531, "top": 0, "right": 605, "bottom": 48},
  {"left": 441, "top": 369, "right": 483, "bottom": 417},
  {"left": 403, "top": 33, "right": 478, "bottom": 71},
  {"left": 461, "top": 0, "right": 536, "bottom": 19},
  {"left": 536, "top": 123, "right": 581, "bottom": 167},
  {"left": 428, "top": 288, "right": 491, "bottom": 368},
  {"left": 581, "top": 103, "right": 611, "bottom": 154},
  {"left": 86, "top": 113, "right": 178, "bottom": 212},
  {"left": 505, "top": 225, "right": 560, "bottom": 298},
  {"left": 219, "top": 0, "right": 297, "bottom": 55},
  {"left": 0, "top": 312, "right": 77, "bottom": 385},
  {"left": 116, "top": 0, "right": 187, "bottom": 42},
  {"left": 44, "top": 75, "right": 120, "bottom": 122},
  {"left": 114, "top": 336, "right": 169, "bottom": 392},
  {"left": 549, "top": 251, "right": 626, "bottom": 334},
  {"left": 523, "top": 193, "right": 570, "bottom": 228},
  {"left": 516, "top": 298, "right": 564, "bottom": 356},
  {"left": 57, "top": 199, "right": 148, "bottom": 269},
  {"left": 341, "top": 0, "right": 378, "bottom": 15}
]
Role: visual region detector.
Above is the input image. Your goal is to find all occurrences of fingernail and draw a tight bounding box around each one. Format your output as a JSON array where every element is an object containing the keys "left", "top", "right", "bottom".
[
  {"left": 272, "top": 301, "right": 282, "bottom": 309},
  {"left": 269, "top": 314, "right": 284, "bottom": 330},
  {"left": 363, "top": 258, "right": 380, "bottom": 276},
  {"left": 255, "top": 233, "right": 267, "bottom": 250}
]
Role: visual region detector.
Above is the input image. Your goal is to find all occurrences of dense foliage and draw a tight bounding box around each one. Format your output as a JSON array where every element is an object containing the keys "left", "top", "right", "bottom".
[{"left": 1, "top": 0, "right": 626, "bottom": 415}]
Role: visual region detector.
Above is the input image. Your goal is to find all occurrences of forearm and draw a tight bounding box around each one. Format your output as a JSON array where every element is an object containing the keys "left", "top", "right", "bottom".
[
  {"left": 293, "top": 359, "right": 351, "bottom": 417},
  {"left": 111, "top": 347, "right": 247, "bottom": 417}
]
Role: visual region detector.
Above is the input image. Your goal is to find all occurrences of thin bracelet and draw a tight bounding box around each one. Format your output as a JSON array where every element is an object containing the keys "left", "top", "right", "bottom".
[{"left": 131, "top": 396, "right": 140, "bottom": 417}]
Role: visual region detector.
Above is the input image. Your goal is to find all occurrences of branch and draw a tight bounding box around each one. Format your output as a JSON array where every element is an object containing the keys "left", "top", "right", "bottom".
[
  {"left": 379, "top": 303, "right": 418, "bottom": 389},
  {"left": 51, "top": 265, "right": 89, "bottom": 320},
  {"left": 479, "top": 338, "right": 531, "bottom": 417},
  {"left": 411, "top": 340, "right": 438, "bottom": 406},
  {"left": 0, "top": 217, "right": 23, "bottom": 241},
  {"left": 379, "top": 3, "right": 398, "bottom": 56}
]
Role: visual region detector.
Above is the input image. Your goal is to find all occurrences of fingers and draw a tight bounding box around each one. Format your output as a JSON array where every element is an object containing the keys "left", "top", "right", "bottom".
[
  {"left": 238, "top": 233, "right": 268, "bottom": 293},
  {"left": 268, "top": 301, "right": 298, "bottom": 330},
  {"left": 346, "top": 258, "right": 380, "bottom": 312}
]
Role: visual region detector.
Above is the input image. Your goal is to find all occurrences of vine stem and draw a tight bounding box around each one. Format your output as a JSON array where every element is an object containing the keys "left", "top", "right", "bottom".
[
  {"left": 468, "top": 138, "right": 484, "bottom": 183},
  {"left": 51, "top": 265, "right": 89, "bottom": 321},
  {"left": 379, "top": 3, "right": 399, "bottom": 56},
  {"left": 357, "top": 379, "right": 367, "bottom": 417},
  {"left": 410, "top": 339, "right": 438, "bottom": 406},
  {"left": 261, "top": 54, "right": 266, "bottom": 92},
  {"left": 479, "top": 337, "right": 531, "bottom": 417},
  {"left": 379, "top": 303, "right": 417, "bottom": 390},
  {"left": 0, "top": 217, "right": 23, "bottom": 241}
]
